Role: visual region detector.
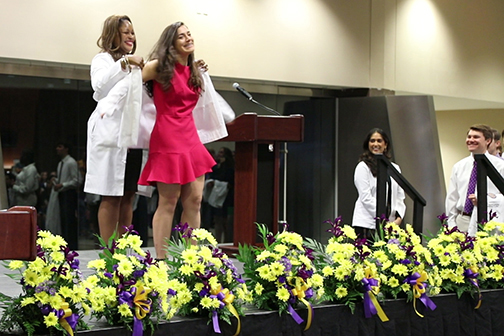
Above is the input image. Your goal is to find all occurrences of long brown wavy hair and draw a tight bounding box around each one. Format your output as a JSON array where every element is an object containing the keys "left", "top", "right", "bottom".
[
  {"left": 359, "top": 128, "right": 392, "bottom": 177},
  {"left": 96, "top": 15, "right": 137, "bottom": 61},
  {"left": 145, "top": 21, "right": 202, "bottom": 94}
]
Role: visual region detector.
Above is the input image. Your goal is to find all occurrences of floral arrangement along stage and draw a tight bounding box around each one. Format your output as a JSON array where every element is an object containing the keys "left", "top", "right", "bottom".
[
  {"left": 85, "top": 226, "right": 169, "bottom": 336},
  {"left": 474, "top": 221, "right": 504, "bottom": 290},
  {"left": 305, "top": 217, "right": 387, "bottom": 320},
  {"left": 425, "top": 216, "right": 481, "bottom": 302},
  {"left": 237, "top": 224, "right": 323, "bottom": 331},
  {"left": 0, "top": 230, "right": 90, "bottom": 336},
  {"left": 371, "top": 221, "right": 436, "bottom": 317},
  {"left": 165, "top": 223, "right": 248, "bottom": 335}
]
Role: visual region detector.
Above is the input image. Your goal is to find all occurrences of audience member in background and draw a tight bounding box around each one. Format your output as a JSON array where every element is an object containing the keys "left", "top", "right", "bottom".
[
  {"left": 352, "top": 128, "right": 406, "bottom": 240},
  {"left": 5, "top": 172, "right": 16, "bottom": 207},
  {"left": 489, "top": 128, "right": 503, "bottom": 159},
  {"left": 201, "top": 147, "right": 216, "bottom": 230},
  {"left": 45, "top": 171, "right": 61, "bottom": 235},
  {"left": 488, "top": 128, "right": 501, "bottom": 158},
  {"left": 207, "top": 147, "right": 235, "bottom": 243},
  {"left": 37, "top": 171, "right": 51, "bottom": 229},
  {"left": 12, "top": 149, "right": 39, "bottom": 207},
  {"left": 54, "top": 142, "right": 80, "bottom": 250}
]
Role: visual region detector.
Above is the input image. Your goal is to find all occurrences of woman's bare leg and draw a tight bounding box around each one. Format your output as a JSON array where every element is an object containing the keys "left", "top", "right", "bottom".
[
  {"left": 98, "top": 196, "right": 121, "bottom": 243},
  {"left": 153, "top": 182, "right": 181, "bottom": 258},
  {"left": 179, "top": 175, "right": 205, "bottom": 231},
  {"left": 119, "top": 190, "right": 136, "bottom": 231}
]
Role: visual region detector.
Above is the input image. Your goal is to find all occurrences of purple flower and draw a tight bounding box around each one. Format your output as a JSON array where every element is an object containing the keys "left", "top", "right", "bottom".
[
  {"left": 325, "top": 216, "right": 344, "bottom": 238},
  {"left": 70, "top": 259, "right": 80, "bottom": 270},
  {"left": 143, "top": 250, "right": 155, "bottom": 266},
  {"left": 173, "top": 222, "right": 193, "bottom": 238},
  {"left": 132, "top": 270, "right": 145, "bottom": 278},
  {"left": 279, "top": 256, "right": 292, "bottom": 272},
  {"left": 304, "top": 247, "right": 315, "bottom": 261},
  {"left": 400, "top": 259, "right": 411, "bottom": 265},
  {"left": 123, "top": 225, "right": 139, "bottom": 235},
  {"left": 437, "top": 213, "right": 448, "bottom": 223},
  {"left": 297, "top": 267, "right": 313, "bottom": 280},
  {"left": 266, "top": 232, "right": 276, "bottom": 245}
]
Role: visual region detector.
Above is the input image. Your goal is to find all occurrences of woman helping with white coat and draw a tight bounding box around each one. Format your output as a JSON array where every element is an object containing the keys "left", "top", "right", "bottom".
[{"left": 84, "top": 15, "right": 147, "bottom": 243}]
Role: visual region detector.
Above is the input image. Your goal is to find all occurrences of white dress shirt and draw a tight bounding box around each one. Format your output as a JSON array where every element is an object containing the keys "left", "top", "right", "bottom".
[{"left": 445, "top": 152, "right": 504, "bottom": 229}]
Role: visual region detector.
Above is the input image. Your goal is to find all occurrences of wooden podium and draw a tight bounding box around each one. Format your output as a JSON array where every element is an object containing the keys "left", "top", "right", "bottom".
[
  {"left": 218, "top": 113, "right": 304, "bottom": 253},
  {"left": 0, "top": 206, "right": 37, "bottom": 260}
]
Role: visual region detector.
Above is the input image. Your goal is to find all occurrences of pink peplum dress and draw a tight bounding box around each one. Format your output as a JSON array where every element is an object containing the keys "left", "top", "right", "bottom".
[{"left": 138, "top": 63, "right": 216, "bottom": 186}]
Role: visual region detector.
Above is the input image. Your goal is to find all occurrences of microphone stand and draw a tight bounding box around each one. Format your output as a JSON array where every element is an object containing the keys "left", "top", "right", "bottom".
[{"left": 249, "top": 98, "right": 281, "bottom": 116}]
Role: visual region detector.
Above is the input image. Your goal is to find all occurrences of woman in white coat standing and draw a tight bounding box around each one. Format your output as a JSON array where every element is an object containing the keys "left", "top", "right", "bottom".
[
  {"left": 352, "top": 128, "right": 406, "bottom": 240},
  {"left": 84, "top": 15, "right": 145, "bottom": 243}
]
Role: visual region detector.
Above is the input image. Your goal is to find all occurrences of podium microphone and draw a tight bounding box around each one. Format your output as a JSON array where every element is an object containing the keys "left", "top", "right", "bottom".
[
  {"left": 233, "top": 82, "right": 253, "bottom": 101},
  {"left": 232, "top": 82, "right": 281, "bottom": 116}
]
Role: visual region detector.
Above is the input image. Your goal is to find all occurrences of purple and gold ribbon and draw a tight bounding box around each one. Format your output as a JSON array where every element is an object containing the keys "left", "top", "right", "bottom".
[
  {"left": 59, "top": 302, "right": 77, "bottom": 336},
  {"left": 404, "top": 271, "right": 436, "bottom": 317},
  {"left": 132, "top": 283, "right": 152, "bottom": 336},
  {"left": 210, "top": 285, "right": 241, "bottom": 336},
  {"left": 288, "top": 277, "right": 313, "bottom": 331},
  {"left": 464, "top": 267, "right": 482, "bottom": 309},
  {"left": 361, "top": 277, "right": 389, "bottom": 322}
]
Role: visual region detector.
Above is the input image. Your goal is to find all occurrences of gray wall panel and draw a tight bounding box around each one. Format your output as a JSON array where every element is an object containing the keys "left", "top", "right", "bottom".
[{"left": 386, "top": 95, "right": 446, "bottom": 234}]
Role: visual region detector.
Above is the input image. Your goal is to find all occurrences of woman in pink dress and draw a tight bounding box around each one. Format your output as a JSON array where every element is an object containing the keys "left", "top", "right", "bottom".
[{"left": 139, "top": 22, "right": 216, "bottom": 258}]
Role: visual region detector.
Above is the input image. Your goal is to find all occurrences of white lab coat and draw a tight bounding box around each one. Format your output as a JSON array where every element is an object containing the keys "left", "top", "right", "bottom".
[
  {"left": 352, "top": 161, "right": 406, "bottom": 229},
  {"left": 84, "top": 52, "right": 143, "bottom": 196}
]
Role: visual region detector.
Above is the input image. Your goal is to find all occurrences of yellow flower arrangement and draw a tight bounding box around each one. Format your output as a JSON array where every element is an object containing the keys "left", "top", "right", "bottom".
[
  {"left": 473, "top": 221, "right": 504, "bottom": 290},
  {"left": 425, "top": 218, "right": 483, "bottom": 303},
  {"left": 165, "top": 223, "right": 247, "bottom": 335},
  {"left": 0, "top": 230, "right": 90, "bottom": 336},
  {"left": 238, "top": 223, "right": 322, "bottom": 331},
  {"left": 86, "top": 226, "right": 169, "bottom": 336}
]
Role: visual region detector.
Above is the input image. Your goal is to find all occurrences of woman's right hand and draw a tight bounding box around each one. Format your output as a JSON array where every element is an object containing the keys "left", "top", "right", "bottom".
[{"left": 126, "top": 55, "right": 145, "bottom": 69}]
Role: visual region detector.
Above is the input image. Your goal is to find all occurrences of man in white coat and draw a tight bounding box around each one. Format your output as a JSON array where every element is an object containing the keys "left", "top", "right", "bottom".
[{"left": 445, "top": 124, "right": 504, "bottom": 233}]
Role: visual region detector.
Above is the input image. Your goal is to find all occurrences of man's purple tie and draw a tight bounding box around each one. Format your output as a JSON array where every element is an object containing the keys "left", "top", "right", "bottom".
[{"left": 464, "top": 160, "right": 477, "bottom": 214}]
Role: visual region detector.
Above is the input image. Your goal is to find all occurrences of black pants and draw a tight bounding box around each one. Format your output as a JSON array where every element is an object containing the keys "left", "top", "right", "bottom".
[{"left": 59, "top": 189, "right": 78, "bottom": 250}]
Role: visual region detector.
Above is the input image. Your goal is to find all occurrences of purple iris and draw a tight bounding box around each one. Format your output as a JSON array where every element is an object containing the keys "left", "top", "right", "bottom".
[
  {"left": 173, "top": 222, "right": 193, "bottom": 238},
  {"left": 325, "top": 216, "right": 344, "bottom": 238},
  {"left": 437, "top": 213, "right": 448, "bottom": 223},
  {"left": 266, "top": 232, "right": 276, "bottom": 245},
  {"left": 123, "top": 225, "right": 139, "bottom": 235},
  {"left": 304, "top": 248, "right": 315, "bottom": 261}
]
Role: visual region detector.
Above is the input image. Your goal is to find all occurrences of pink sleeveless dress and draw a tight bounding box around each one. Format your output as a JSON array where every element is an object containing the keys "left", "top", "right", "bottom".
[{"left": 138, "top": 63, "right": 215, "bottom": 185}]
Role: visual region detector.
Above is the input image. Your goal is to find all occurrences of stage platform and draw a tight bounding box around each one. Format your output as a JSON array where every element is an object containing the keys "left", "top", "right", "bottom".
[{"left": 2, "top": 249, "right": 504, "bottom": 336}]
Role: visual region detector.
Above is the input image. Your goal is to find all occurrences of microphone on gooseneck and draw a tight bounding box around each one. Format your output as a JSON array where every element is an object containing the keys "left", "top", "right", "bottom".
[
  {"left": 232, "top": 82, "right": 253, "bottom": 101},
  {"left": 232, "top": 82, "right": 281, "bottom": 116}
]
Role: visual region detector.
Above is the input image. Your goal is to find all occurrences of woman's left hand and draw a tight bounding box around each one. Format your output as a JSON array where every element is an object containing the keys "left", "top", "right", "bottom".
[{"left": 196, "top": 59, "right": 208, "bottom": 72}]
